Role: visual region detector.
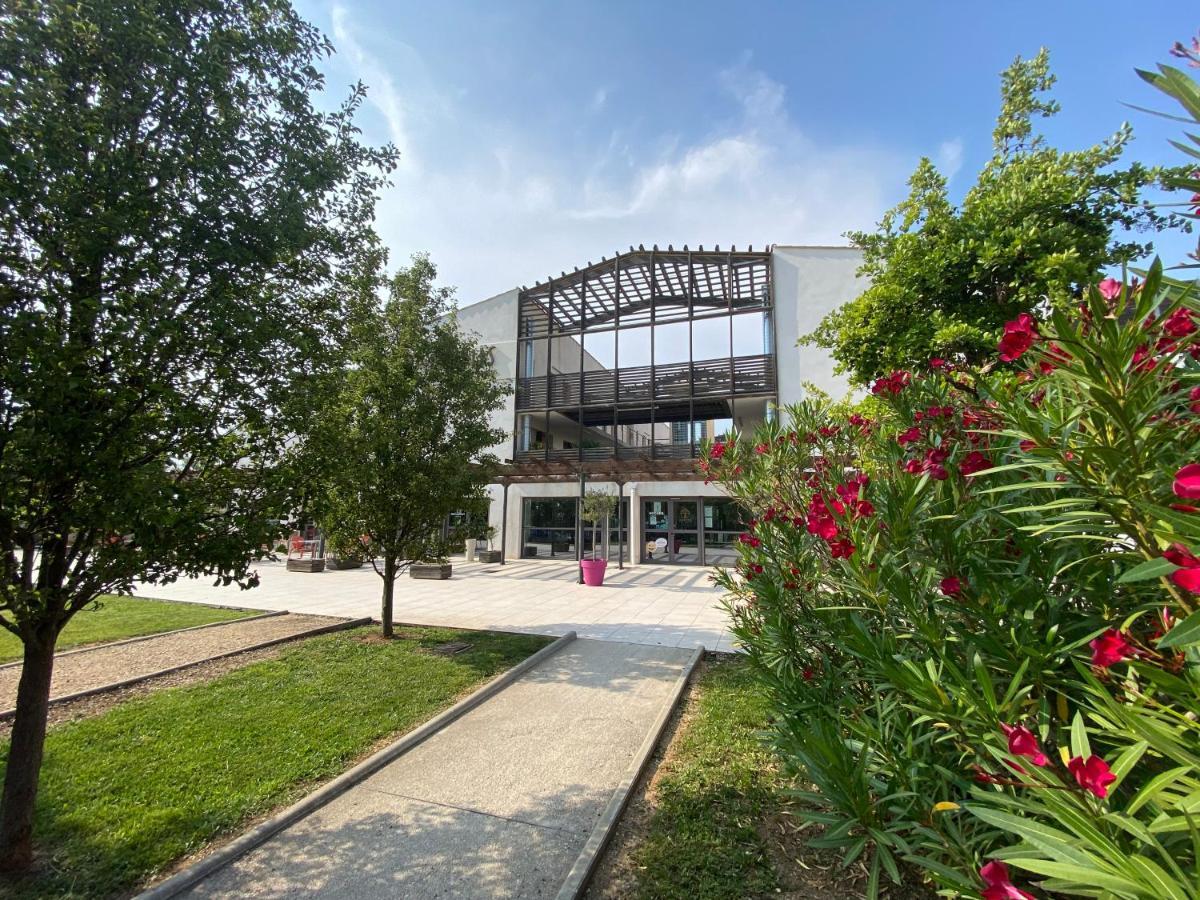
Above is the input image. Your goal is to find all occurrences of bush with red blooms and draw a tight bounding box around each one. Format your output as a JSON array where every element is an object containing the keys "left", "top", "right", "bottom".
[{"left": 707, "top": 261, "right": 1200, "bottom": 898}]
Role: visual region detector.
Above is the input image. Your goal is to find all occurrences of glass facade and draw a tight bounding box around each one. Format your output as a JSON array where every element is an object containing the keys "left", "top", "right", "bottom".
[
  {"left": 521, "top": 497, "right": 631, "bottom": 562},
  {"left": 641, "top": 497, "right": 745, "bottom": 565}
]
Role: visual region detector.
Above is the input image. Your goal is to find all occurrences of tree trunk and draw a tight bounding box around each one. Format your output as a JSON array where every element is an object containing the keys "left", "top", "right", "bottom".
[
  {"left": 381, "top": 555, "right": 396, "bottom": 638},
  {"left": 0, "top": 632, "right": 56, "bottom": 871}
]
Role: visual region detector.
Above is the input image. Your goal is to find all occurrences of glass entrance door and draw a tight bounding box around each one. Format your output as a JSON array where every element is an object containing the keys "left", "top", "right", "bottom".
[{"left": 642, "top": 499, "right": 701, "bottom": 564}]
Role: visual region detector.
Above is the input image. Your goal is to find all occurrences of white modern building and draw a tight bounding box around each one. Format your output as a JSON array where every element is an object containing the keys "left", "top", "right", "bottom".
[{"left": 454, "top": 244, "right": 866, "bottom": 568}]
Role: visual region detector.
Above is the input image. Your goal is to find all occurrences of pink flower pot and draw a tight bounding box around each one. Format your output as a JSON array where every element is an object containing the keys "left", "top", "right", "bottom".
[{"left": 580, "top": 558, "right": 608, "bottom": 586}]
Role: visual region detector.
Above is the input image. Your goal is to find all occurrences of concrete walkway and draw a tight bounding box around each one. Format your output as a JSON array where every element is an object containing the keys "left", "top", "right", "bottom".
[
  {"left": 176, "top": 638, "right": 695, "bottom": 899},
  {"left": 136, "top": 558, "right": 736, "bottom": 651}
]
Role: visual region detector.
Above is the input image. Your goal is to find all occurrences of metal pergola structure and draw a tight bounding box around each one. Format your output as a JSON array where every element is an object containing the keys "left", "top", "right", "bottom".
[{"left": 513, "top": 244, "right": 776, "bottom": 464}]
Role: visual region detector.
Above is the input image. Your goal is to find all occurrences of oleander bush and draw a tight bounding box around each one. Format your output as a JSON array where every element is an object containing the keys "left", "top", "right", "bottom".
[
  {"left": 709, "top": 259, "right": 1200, "bottom": 898},
  {"left": 706, "top": 50, "right": 1200, "bottom": 899}
]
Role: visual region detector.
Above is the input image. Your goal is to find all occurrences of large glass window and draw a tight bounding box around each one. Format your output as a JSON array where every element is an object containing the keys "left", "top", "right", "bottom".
[
  {"left": 704, "top": 498, "right": 745, "bottom": 567},
  {"left": 521, "top": 499, "right": 576, "bottom": 559}
]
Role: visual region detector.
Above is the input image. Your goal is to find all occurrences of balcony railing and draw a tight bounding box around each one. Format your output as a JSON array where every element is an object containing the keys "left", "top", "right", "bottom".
[{"left": 515, "top": 353, "right": 774, "bottom": 411}]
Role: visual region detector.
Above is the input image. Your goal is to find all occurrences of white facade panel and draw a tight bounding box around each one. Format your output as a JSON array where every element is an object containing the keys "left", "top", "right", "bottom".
[{"left": 770, "top": 245, "right": 866, "bottom": 409}]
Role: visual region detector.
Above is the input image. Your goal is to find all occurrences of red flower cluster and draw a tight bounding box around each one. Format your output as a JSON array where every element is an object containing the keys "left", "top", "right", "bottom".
[
  {"left": 805, "top": 494, "right": 839, "bottom": 541},
  {"left": 907, "top": 446, "right": 948, "bottom": 480},
  {"left": 939, "top": 575, "right": 962, "bottom": 596},
  {"left": 709, "top": 441, "right": 727, "bottom": 460},
  {"left": 1089, "top": 629, "right": 1133, "bottom": 669},
  {"left": 980, "top": 861, "right": 1035, "bottom": 900},
  {"left": 1001, "top": 723, "right": 1048, "bottom": 767},
  {"left": 1097, "top": 277, "right": 1122, "bottom": 302},
  {"left": 999, "top": 313, "right": 1039, "bottom": 363},
  {"left": 896, "top": 426, "right": 921, "bottom": 447},
  {"left": 1164, "top": 544, "right": 1200, "bottom": 593},
  {"left": 870, "top": 370, "right": 911, "bottom": 396},
  {"left": 959, "top": 450, "right": 992, "bottom": 477},
  {"left": 1067, "top": 754, "right": 1116, "bottom": 798},
  {"left": 1174, "top": 463, "right": 1200, "bottom": 499},
  {"left": 1164, "top": 307, "right": 1197, "bottom": 339}
]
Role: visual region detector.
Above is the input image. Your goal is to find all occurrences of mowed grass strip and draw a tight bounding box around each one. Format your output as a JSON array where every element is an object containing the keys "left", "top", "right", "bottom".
[
  {"left": 0, "top": 595, "right": 260, "bottom": 664},
  {"left": 632, "top": 656, "right": 782, "bottom": 899},
  {"left": 0, "top": 625, "right": 550, "bottom": 899}
]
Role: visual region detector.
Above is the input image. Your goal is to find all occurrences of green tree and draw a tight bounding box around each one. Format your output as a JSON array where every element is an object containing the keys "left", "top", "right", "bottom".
[
  {"left": 309, "top": 254, "right": 508, "bottom": 637},
  {"left": 0, "top": 0, "right": 396, "bottom": 869},
  {"left": 807, "top": 49, "right": 1182, "bottom": 386}
]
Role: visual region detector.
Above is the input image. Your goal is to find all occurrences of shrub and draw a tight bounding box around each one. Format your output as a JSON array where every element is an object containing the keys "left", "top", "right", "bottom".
[{"left": 707, "top": 261, "right": 1200, "bottom": 897}]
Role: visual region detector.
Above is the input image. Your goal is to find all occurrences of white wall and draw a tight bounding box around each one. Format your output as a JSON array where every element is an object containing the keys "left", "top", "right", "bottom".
[
  {"left": 452, "top": 288, "right": 519, "bottom": 460},
  {"left": 771, "top": 245, "right": 867, "bottom": 407}
]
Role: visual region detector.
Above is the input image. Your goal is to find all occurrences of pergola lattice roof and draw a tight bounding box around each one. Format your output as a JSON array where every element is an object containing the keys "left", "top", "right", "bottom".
[{"left": 519, "top": 244, "right": 772, "bottom": 336}]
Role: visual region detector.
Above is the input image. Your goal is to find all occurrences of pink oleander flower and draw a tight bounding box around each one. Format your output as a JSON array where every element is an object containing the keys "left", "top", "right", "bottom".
[
  {"left": 940, "top": 576, "right": 962, "bottom": 597},
  {"left": 959, "top": 450, "right": 992, "bottom": 477},
  {"left": 1165, "top": 544, "right": 1200, "bottom": 593},
  {"left": 1068, "top": 754, "right": 1116, "bottom": 799},
  {"left": 1097, "top": 277, "right": 1123, "bottom": 301},
  {"left": 999, "top": 313, "right": 1039, "bottom": 362},
  {"left": 1089, "top": 629, "right": 1133, "bottom": 669},
  {"left": 1174, "top": 463, "right": 1200, "bottom": 500},
  {"left": 980, "top": 860, "right": 1036, "bottom": 900},
  {"left": 1000, "top": 723, "right": 1048, "bottom": 767}
]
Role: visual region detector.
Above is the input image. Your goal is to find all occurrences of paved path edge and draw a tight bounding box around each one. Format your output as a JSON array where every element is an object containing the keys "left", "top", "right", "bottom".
[
  {"left": 134, "top": 629, "right": 579, "bottom": 900},
  {"left": 554, "top": 644, "right": 706, "bottom": 900},
  {"left": 0, "top": 610, "right": 287, "bottom": 672},
  {"left": 0, "top": 616, "right": 371, "bottom": 721}
]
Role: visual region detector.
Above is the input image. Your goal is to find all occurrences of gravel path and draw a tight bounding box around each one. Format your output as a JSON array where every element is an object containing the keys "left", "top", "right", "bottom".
[{"left": 0, "top": 613, "right": 348, "bottom": 711}]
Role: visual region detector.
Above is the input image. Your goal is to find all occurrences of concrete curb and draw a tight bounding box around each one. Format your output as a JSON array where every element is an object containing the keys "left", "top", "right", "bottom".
[
  {"left": 135, "top": 629, "right": 579, "bottom": 900},
  {"left": 0, "top": 616, "right": 370, "bottom": 721},
  {"left": 554, "top": 644, "right": 705, "bottom": 900},
  {"left": 0, "top": 610, "right": 286, "bottom": 671}
]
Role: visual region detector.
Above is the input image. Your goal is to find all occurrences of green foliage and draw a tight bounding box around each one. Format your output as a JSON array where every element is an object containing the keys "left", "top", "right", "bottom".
[
  {"left": 708, "top": 260, "right": 1200, "bottom": 898},
  {"left": 0, "top": 596, "right": 257, "bottom": 664},
  {"left": 0, "top": 626, "right": 550, "bottom": 898},
  {"left": 0, "top": 0, "right": 397, "bottom": 629},
  {"left": 0, "top": 0, "right": 396, "bottom": 861},
  {"left": 807, "top": 50, "right": 1182, "bottom": 386},
  {"left": 631, "top": 657, "right": 783, "bottom": 899},
  {"left": 303, "top": 254, "right": 508, "bottom": 620}
]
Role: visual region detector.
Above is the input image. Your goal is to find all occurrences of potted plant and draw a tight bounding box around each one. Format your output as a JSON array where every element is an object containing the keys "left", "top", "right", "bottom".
[
  {"left": 579, "top": 490, "right": 616, "bottom": 586},
  {"left": 477, "top": 525, "right": 502, "bottom": 564},
  {"left": 410, "top": 538, "right": 454, "bottom": 580},
  {"left": 326, "top": 530, "right": 368, "bottom": 570}
]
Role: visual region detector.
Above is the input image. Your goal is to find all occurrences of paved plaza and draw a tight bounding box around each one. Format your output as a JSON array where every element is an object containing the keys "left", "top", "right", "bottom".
[{"left": 135, "top": 558, "right": 737, "bottom": 651}]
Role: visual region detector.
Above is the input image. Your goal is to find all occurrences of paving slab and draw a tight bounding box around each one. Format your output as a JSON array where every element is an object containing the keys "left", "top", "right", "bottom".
[
  {"left": 136, "top": 558, "right": 736, "bottom": 650},
  {"left": 177, "top": 639, "right": 694, "bottom": 900}
]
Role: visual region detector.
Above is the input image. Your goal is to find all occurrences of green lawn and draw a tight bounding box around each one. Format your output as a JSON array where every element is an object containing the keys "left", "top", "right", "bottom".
[
  {"left": 631, "top": 656, "right": 784, "bottom": 899},
  {"left": 0, "top": 595, "right": 259, "bottom": 663},
  {"left": 0, "top": 625, "right": 550, "bottom": 899}
]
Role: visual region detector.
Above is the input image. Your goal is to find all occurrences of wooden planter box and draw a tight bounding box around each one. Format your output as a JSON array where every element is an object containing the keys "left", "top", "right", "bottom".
[
  {"left": 287, "top": 558, "right": 326, "bottom": 573},
  {"left": 477, "top": 550, "right": 502, "bottom": 564},
  {"left": 410, "top": 562, "right": 452, "bottom": 580},
  {"left": 328, "top": 557, "right": 364, "bottom": 570}
]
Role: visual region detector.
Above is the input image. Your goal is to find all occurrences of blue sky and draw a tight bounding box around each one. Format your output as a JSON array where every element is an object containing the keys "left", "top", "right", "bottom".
[{"left": 295, "top": 0, "right": 1199, "bottom": 305}]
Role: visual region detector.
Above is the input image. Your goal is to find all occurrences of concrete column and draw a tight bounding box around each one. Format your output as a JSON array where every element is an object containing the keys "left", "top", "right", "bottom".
[
  {"left": 627, "top": 483, "right": 641, "bottom": 568},
  {"left": 504, "top": 486, "right": 522, "bottom": 560}
]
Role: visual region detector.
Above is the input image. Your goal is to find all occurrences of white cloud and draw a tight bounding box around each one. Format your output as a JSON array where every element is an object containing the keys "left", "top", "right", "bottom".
[
  {"left": 330, "top": 3, "right": 411, "bottom": 161},
  {"left": 326, "top": 6, "right": 918, "bottom": 304},
  {"left": 937, "top": 138, "right": 965, "bottom": 182}
]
